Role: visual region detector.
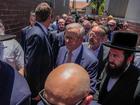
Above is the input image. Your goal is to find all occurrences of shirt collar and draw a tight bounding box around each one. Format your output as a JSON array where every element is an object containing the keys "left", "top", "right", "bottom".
[
  {"left": 67, "top": 45, "right": 82, "bottom": 62},
  {"left": 36, "top": 22, "right": 48, "bottom": 34}
]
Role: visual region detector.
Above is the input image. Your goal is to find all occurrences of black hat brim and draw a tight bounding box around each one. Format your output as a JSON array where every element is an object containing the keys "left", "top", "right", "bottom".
[
  {"left": 0, "top": 34, "right": 16, "bottom": 41},
  {"left": 103, "top": 42, "right": 140, "bottom": 52}
]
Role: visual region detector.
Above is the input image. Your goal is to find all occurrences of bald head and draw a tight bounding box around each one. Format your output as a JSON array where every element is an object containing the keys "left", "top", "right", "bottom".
[{"left": 44, "top": 63, "right": 90, "bottom": 105}]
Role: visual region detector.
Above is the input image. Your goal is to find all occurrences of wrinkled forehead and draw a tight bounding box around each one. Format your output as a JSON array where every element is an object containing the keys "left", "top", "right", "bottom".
[
  {"left": 89, "top": 27, "right": 102, "bottom": 36},
  {"left": 110, "top": 48, "right": 124, "bottom": 54},
  {"left": 58, "top": 19, "right": 65, "bottom": 23},
  {"left": 65, "top": 28, "right": 80, "bottom": 36}
]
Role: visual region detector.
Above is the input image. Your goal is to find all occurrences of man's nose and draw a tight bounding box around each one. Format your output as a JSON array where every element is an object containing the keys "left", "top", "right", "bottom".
[{"left": 65, "top": 38, "right": 70, "bottom": 43}]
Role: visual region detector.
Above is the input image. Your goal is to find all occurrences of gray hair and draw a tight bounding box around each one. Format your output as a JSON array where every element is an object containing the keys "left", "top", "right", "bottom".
[{"left": 65, "top": 23, "right": 85, "bottom": 37}]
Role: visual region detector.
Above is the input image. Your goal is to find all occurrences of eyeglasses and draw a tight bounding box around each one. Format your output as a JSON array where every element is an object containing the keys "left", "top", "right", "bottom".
[{"left": 39, "top": 89, "right": 87, "bottom": 105}]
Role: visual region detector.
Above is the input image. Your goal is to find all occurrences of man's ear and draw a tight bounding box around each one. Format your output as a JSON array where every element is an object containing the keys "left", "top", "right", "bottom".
[
  {"left": 127, "top": 55, "right": 134, "bottom": 63},
  {"left": 83, "top": 95, "right": 93, "bottom": 105}
]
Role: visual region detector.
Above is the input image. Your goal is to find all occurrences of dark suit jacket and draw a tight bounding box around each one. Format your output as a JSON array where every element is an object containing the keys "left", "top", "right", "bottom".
[
  {"left": 48, "top": 31, "right": 65, "bottom": 62},
  {"left": 83, "top": 43, "right": 110, "bottom": 80},
  {"left": 98, "top": 64, "right": 140, "bottom": 105},
  {"left": 37, "top": 101, "right": 44, "bottom": 105},
  {"left": 24, "top": 22, "right": 54, "bottom": 97},
  {"left": 96, "top": 44, "right": 110, "bottom": 79},
  {"left": 0, "top": 61, "right": 31, "bottom": 105},
  {"left": 56, "top": 44, "right": 98, "bottom": 92},
  {"left": 20, "top": 26, "right": 32, "bottom": 51}
]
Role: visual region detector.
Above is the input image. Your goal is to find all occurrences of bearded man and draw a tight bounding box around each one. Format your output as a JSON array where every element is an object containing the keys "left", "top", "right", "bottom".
[{"left": 96, "top": 31, "right": 140, "bottom": 105}]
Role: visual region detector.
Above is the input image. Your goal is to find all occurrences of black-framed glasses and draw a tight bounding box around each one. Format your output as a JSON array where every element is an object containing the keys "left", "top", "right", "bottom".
[{"left": 39, "top": 89, "right": 87, "bottom": 105}]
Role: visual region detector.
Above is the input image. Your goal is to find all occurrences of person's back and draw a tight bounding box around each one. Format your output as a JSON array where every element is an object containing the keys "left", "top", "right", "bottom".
[
  {"left": 0, "top": 19, "right": 24, "bottom": 76},
  {"left": 24, "top": 2, "right": 54, "bottom": 105},
  {"left": 0, "top": 60, "right": 31, "bottom": 105},
  {"left": 20, "top": 10, "right": 36, "bottom": 50},
  {"left": 38, "top": 63, "right": 93, "bottom": 105},
  {"left": 2, "top": 39, "right": 24, "bottom": 72}
]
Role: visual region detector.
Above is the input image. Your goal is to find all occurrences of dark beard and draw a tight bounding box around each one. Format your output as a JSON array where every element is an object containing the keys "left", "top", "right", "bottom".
[{"left": 106, "top": 60, "right": 128, "bottom": 78}]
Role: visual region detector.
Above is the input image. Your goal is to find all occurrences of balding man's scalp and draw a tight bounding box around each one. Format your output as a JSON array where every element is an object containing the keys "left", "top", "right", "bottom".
[{"left": 44, "top": 63, "right": 90, "bottom": 104}]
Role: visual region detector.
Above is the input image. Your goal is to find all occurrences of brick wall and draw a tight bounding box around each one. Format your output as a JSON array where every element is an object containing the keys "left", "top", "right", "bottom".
[{"left": 0, "top": 0, "right": 40, "bottom": 40}]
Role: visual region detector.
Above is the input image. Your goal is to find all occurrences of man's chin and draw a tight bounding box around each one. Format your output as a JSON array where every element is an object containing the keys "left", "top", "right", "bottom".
[
  {"left": 109, "top": 64, "right": 116, "bottom": 69},
  {"left": 107, "top": 65, "right": 122, "bottom": 78}
]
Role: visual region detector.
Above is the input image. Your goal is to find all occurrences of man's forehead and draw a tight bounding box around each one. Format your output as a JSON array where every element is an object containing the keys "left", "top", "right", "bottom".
[
  {"left": 58, "top": 19, "right": 65, "bottom": 23},
  {"left": 110, "top": 48, "right": 124, "bottom": 53},
  {"left": 65, "top": 28, "right": 80, "bottom": 35},
  {"left": 108, "top": 20, "right": 116, "bottom": 24},
  {"left": 92, "top": 26, "right": 100, "bottom": 32},
  {"left": 90, "top": 27, "right": 103, "bottom": 35}
]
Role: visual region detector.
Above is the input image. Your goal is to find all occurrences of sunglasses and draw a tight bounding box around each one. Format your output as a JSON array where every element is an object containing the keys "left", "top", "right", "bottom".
[{"left": 39, "top": 89, "right": 87, "bottom": 105}]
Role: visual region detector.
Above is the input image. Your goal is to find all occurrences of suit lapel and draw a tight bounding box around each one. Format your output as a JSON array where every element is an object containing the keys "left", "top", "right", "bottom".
[
  {"left": 75, "top": 45, "right": 84, "bottom": 64},
  {"left": 97, "top": 44, "right": 104, "bottom": 60},
  {"left": 62, "top": 47, "right": 68, "bottom": 64}
]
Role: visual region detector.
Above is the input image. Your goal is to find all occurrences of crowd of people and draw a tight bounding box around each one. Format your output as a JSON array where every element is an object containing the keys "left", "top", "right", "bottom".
[{"left": 0, "top": 2, "right": 140, "bottom": 105}]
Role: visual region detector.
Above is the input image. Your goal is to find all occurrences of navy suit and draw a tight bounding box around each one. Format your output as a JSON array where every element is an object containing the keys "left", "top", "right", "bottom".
[
  {"left": 49, "top": 31, "right": 65, "bottom": 62},
  {"left": 37, "top": 101, "right": 44, "bottom": 105},
  {"left": 20, "top": 26, "right": 32, "bottom": 50},
  {"left": 0, "top": 61, "right": 31, "bottom": 105},
  {"left": 24, "top": 22, "right": 54, "bottom": 98},
  {"left": 56, "top": 44, "right": 98, "bottom": 92}
]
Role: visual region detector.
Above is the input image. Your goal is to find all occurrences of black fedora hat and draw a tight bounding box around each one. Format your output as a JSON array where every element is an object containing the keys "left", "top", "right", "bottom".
[
  {"left": 103, "top": 31, "right": 140, "bottom": 52},
  {"left": 0, "top": 34, "right": 16, "bottom": 41}
]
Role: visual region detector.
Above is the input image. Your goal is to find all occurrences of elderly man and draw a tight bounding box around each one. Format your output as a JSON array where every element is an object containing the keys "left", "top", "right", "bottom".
[
  {"left": 96, "top": 31, "right": 140, "bottom": 105},
  {"left": 107, "top": 19, "right": 117, "bottom": 40},
  {"left": 84, "top": 25, "right": 109, "bottom": 79},
  {"left": 0, "top": 19, "right": 24, "bottom": 76},
  {"left": 84, "top": 25, "right": 108, "bottom": 57},
  {"left": 82, "top": 20, "right": 92, "bottom": 42},
  {"left": 38, "top": 63, "right": 93, "bottom": 105},
  {"left": 56, "top": 23, "right": 98, "bottom": 93},
  {"left": 24, "top": 2, "right": 54, "bottom": 105}
]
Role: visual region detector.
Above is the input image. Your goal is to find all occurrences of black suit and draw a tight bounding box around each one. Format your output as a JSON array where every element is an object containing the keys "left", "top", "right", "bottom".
[
  {"left": 98, "top": 64, "right": 140, "bottom": 105},
  {"left": 25, "top": 22, "right": 54, "bottom": 98},
  {"left": 20, "top": 26, "right": 32, "bottom": 51},
  {"left": 49, "top": 31, "right": 65, "bottom": 62}
]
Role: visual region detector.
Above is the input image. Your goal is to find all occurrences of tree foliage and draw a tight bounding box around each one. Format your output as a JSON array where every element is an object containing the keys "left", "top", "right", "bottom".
[{"left": 89, "top": 0, "right": 106, "bottom": 15}]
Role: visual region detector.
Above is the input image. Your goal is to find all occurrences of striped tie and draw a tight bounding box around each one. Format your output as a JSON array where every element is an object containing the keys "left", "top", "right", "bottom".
[{"left": 66, "top": 51, "right": 72, "bottom": 63}]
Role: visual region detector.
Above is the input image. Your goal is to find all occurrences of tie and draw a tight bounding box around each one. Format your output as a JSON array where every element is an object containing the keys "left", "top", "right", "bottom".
[{"left": 66, "top": 51, "right": 72, "bottom": 63}]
